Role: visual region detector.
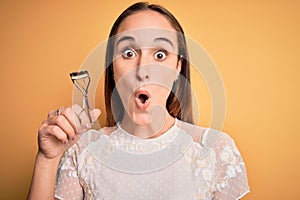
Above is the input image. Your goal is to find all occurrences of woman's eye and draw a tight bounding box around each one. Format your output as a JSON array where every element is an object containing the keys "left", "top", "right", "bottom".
[
  {"left": 154, "top": 50, "right": 167, "bottom": 60},
  {"left": 122, "top": 48, "right": 136, "bottom": 58}
]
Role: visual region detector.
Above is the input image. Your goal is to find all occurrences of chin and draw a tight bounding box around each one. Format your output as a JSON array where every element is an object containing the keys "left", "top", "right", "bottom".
[{"left": 131, "top": 112, "right": 152, "bottom": 127}]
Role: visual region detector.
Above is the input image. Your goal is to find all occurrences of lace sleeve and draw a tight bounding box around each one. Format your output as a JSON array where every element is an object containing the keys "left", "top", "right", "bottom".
[
  {"left": 213, "top": 133, "right": 250, "bottom": 200},
  {"left": 55, "top": 145, "right": 83, "bottom": 200}
]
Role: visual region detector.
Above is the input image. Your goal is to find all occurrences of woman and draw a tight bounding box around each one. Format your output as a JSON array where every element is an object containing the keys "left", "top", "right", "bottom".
[{"left": 28, "top": 2, "right": 249, "bottom": 200}]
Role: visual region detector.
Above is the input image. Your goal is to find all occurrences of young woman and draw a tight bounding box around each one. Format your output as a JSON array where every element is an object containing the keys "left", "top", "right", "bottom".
[{"left": 28, "top": 2, "right": 249, "bottom": 200}]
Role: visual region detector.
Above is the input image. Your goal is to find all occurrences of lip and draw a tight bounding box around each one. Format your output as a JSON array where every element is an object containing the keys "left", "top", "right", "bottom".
[{"left": 134, "top": 89, "right": 151, "bottom": 110}]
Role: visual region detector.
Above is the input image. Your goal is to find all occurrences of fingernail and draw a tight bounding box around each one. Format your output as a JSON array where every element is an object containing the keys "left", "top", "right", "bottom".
[{"left": 86, "top": 123, "right": 91, "bottom": 129}]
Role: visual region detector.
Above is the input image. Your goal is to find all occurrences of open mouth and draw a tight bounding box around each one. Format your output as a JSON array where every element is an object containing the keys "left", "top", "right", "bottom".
[
  {"left": 134, "top": 89, "right": 151, "bottom": 109},
  {"left": 138, "top": 93, "right": 148, "bottom": 104}
]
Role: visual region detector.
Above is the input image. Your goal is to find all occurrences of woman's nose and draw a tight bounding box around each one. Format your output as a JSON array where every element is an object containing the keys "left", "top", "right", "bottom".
[{"left": 136, "top": 53, "right": 151, "bottom": 81}]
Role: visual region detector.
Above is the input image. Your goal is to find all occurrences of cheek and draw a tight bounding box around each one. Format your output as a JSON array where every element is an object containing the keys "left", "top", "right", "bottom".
[
  {"left": 151, "top": 85, "right": 172, "bottom": 103},
  {"left": 164, "top": 55, "right": 180, "bottom": 70},
  {"left": 113, "top": 60, "right": 126, "bottom": 82},
  {"left": 113, "top": 61, "right": 137, "bottom": 102},
  {"left": 113, "top": 59, "right": 137, "bottom": 82}
]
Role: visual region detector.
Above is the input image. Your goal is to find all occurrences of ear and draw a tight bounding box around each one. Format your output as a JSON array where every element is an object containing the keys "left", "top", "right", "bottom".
[
  {"left": 174, "top": 55, "right": 183, "bottom": 81},
  {"left": 176, "top": 55, "right": 183, "bottom": 73}
]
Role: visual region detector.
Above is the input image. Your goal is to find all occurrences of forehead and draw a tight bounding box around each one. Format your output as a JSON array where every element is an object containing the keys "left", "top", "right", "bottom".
[
  {"left": 117, "top": 10, "right": 175, "bottom": 33},
  {"left": 114, "top": 28, "right": 178, "bottom": 50}
]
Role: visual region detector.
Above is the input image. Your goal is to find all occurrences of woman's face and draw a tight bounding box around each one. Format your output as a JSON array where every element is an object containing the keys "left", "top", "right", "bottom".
[{"left": 112, "top": 10, "right": 181, "bottom": 127}]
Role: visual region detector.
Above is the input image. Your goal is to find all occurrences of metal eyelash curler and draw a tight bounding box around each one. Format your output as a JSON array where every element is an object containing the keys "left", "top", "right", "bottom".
[{"left": 70, "top": 70, "right": 93, "bottom": 125}]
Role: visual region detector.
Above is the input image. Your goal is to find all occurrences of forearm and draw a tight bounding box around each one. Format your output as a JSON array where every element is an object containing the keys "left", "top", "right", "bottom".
[{"left": 27, "top": 152, "right": 61, "bottom": 200}]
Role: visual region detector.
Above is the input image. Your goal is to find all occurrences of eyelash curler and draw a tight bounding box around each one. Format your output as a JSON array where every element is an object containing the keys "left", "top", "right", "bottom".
[{"left": 70, "top": 70, "right": 93, "bottom": 125}]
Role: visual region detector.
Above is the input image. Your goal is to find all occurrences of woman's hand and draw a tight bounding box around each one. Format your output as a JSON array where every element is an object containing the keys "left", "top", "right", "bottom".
[
  {"left": 28, "top": 105, "right": 100, "bottom": 200},
  {"left": 37, "top": 105, "right": 101, "bottom": 160}
]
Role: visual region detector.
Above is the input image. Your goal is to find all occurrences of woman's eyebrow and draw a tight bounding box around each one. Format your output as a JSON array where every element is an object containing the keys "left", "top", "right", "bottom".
[
  {"left": 116, "top": 36, "right": 135, "bottom": 46},
  {"left": 153, "top": 37, "right": 174, "bottom": 48}
]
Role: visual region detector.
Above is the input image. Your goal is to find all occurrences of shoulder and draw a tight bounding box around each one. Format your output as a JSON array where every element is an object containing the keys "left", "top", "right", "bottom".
[
  {"left": 63, "top": 126, "right": 117, "bottom": 155},
  {"left": 176, "top": 120, "right": 239, "bottom": 157},
  {"left": 176, "top": 119, "right": 225, "bottom": 145},
  {"left": 201, "top": 129, "right": 241, "bottom": 159},
  {"left": 60, "top": 126, "right": 118, "bottom": 165},
  {"left": 176, "top": 120, "right": 206, "bottom": 143}
]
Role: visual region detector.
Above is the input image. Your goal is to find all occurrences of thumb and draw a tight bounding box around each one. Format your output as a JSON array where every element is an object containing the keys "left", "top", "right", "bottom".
[{"left": 90, "top": 108, "right": 101, "bottom": 122}]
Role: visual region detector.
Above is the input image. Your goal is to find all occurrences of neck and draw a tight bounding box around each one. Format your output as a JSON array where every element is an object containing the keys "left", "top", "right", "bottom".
[{"left": 120, "top": 111, "right": 176, "bottom": 139}]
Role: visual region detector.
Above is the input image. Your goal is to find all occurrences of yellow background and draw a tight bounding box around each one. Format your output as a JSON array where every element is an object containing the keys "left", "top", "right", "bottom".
[{"left": 0, "top": 0, "right": 299, "bottom": 199}]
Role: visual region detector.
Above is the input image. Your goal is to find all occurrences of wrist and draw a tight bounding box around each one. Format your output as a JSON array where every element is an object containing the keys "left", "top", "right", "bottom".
[{"left": 36, "top": 151, "right": 62, "bottom": 166}]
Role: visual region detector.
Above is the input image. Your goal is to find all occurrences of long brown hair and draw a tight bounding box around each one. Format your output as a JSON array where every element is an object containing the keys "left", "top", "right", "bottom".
[{"left": 105, "top": 2, "right": 193, "bottom": 126}]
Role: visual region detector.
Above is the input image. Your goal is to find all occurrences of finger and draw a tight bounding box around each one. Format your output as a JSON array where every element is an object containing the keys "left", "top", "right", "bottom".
[
  {"left": 47, "top": 110, "right": 56, "bottom": 118},
  {"left": 72, "top": 104, "right": 91, "bottom": 130},
  {"left": 90, "top": 108, "right": 101, "bottom": 122},
  {"left": 79, "top": 109, "right": 91, "bottom": 129},
  {"left": 59, "top": 106, "right": 80, "bottom": 135},
  {"left": 72, "top": 104, "right": 82, "bottom": 113},
  {"left": 43, "top": 125, "right": 68, "bottom": 144},
  {"left": 78, "top": 108, "right": 101, "bottom": 128},
  {"left": 46, "top": 115, "right": 76, "bottom": 140}
]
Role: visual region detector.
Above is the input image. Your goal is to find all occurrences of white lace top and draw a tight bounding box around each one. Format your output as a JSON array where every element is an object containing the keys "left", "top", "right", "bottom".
[{"left": 55, "top": 119, "right": 250, "bottom": 200}]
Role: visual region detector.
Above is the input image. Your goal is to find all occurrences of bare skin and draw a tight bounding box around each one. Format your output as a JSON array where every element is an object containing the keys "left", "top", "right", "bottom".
[
  {"left": 28, "top": 10, "right": 180, "bottom": 199},
  {"left": 27, "top": 106, "right": 100, "bottom": 199},
  {"left": 113, "top": 11, "right": 181, "bottom": 137}
]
